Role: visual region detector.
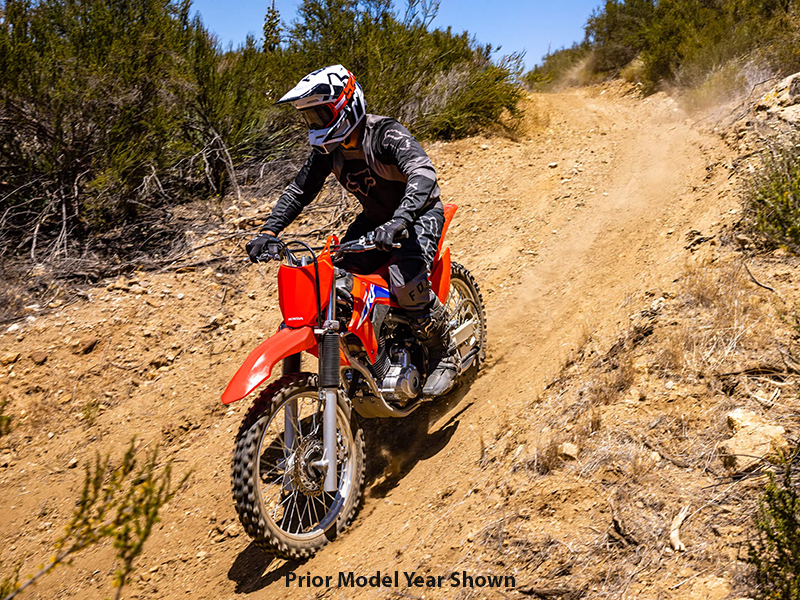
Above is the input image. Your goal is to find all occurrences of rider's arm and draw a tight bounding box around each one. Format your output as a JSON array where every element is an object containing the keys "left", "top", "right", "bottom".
[
  {"left": 262, "top": 150, "right": 334, "bottom": 235},
  {"left": 376, "top": 120, "right": 439, "bottom": 224}
]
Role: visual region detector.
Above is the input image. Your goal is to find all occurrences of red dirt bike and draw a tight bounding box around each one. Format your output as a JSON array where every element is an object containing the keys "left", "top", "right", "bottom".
[{"left": 221, "top": 204, "right": 486, "bottom": 559}]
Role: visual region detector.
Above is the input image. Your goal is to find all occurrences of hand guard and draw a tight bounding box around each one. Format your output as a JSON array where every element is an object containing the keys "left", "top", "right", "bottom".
[
  {"left": 246, "top": 233, "right": 282, "bottom": 263},
  {"left": 374, "top": 218, "right": 408, "bottom": 252}
]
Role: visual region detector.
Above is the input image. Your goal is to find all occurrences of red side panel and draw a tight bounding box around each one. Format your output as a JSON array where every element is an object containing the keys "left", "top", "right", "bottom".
[
  {"left": 434, "top": 204, "right": 458, "bottom": 262},
  {"left": 278, "top": 242, "right": 334, "bottom": 328},
  {"left": 431, "top": 247, "right": 451, "bottom": 303},
  {"left": 221, "top": 326, "right": 317, "bottom": 404}
]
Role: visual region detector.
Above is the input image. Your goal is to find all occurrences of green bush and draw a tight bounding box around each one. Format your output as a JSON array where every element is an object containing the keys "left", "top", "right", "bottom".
[
  {"left": 526, "top": 0, "right": 799, "bottom": 93},
  {"left": 0, "top": 399, "right": 10, "bottom": 437},
  {"left": 0, "top": 439, "right": 188, "bottom": 600},
  {"left": 0, "top": 0, "right": 522, "bottom": 264},
  {"left": 748, "top": 457, "right": 800, "bottom": 600},
  {"left": 523, "top": 42, "right": 591, "bottom": 91},
  {"left": 745, "top": 138, "right": 800, "bottom": 252}
]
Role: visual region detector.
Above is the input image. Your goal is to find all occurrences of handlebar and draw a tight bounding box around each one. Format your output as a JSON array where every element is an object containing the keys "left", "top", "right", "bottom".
[
  {"left": 334, "top": 229, "right": 408, "bottom": 256},
  {"left": 253, "top": 229, "right": 408, "bottom": 264}
]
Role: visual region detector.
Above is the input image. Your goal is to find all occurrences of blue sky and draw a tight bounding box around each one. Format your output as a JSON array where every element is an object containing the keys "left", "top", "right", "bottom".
[{"left": 190, "top": 0, "right": 602, "bottom": 70}]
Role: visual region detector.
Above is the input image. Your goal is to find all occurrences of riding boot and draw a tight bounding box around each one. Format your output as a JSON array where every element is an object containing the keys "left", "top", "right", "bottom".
[{"left": 408, "top": 297, "right": 459, "bottom": 396}]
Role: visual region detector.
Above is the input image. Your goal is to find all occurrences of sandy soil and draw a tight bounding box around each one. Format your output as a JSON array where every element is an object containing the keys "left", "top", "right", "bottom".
[{"left": 1, "top": 82, "right": 772, "bottom": 600}]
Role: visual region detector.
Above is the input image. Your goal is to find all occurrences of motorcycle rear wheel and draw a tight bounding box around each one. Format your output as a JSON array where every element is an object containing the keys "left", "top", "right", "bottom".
[
  {"left": 447, "top": 261, "right": 487, "bottom": 369},
  {"left": 231, "top": 373, "right": 365, "bottom": 559}
]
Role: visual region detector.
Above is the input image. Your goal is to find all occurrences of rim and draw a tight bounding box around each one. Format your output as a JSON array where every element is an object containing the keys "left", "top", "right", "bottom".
[
  {"left": 254, "top": 391, "right": 354, "bottom": 541},
  {"left": 447, "top": 276, "right": 484, "bottom": 344}
]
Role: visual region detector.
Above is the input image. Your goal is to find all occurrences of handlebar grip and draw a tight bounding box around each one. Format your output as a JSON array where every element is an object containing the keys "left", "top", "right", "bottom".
[{"left": 390, "top": 227, "right": 409, "bottom": 248}]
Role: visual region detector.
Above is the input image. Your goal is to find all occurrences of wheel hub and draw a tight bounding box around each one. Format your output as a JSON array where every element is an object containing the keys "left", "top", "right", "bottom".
[{"left": 291, "top": 436, "right": 325, "bottom": 497}]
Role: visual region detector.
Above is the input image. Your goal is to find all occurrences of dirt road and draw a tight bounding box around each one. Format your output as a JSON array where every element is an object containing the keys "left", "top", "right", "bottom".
[{"left": 0, "top": 83, "right": 743, "bottom": 599}]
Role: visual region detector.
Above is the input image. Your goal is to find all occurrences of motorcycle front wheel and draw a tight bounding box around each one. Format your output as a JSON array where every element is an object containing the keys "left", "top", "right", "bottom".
[{"left": 231, "top": 373, "right": 365, "bottom": 559}]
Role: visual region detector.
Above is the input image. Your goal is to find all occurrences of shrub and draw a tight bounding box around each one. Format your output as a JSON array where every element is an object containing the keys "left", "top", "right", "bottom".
[
  {"left": 0, "top": 0, "right": 523, "bottom": 266},
  {"left": 748, "top": 456, "right": 800, "bottom": 600},
  {"left": 525, "top": 0, "right": 800, "bottom": 93},
  {"left": 523, "top": 42, "right": 591, "bottom": 91},
  {"left": 0, "top": 399, "right": 10, "bottom": 437},
  {"left": 744, "top": 137, "right": 800, "bottom": 252},
  {"left": 0, "top": 439, "right": 188, "bottom": 600}
]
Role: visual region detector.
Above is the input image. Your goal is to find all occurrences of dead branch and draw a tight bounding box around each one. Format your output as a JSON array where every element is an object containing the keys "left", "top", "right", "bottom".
[
  {"left": 716, "top": 363, "right": 788, "bottom": 379},
  {"left": 669, "top": 505, "right": 690, "bottom": 552},
  {"left": 741, "top": 378, "right": 781, "bottom": 409},
  {"left": 779, "top": 348, "right": 800, "bottom": 375},
  {"left": 743, "top": 261, "right": 780, "bottom": 297},
  {"left": 643, "top": 439, "right": 692, "bottom": 469},
  {"left": 157, "top": 256, "right": 232, "bottom": 273},
  {"left": 516, "top": 587, "right": 585, "bottom": 600}
]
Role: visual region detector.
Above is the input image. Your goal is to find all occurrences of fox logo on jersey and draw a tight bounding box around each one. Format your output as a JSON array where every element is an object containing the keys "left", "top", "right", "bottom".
[{"left": 345, "top": 169, "right": 376, "bottom": 196}]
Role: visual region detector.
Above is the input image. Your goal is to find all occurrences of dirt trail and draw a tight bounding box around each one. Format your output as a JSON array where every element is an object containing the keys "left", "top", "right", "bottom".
[{"left": 0, "top": 84, "right": 742, "bottom": 599}]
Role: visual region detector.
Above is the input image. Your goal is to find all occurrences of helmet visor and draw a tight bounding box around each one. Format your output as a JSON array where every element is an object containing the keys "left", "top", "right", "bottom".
[{"left": 299, "top": 105, "right": 336, "bottom": 130}]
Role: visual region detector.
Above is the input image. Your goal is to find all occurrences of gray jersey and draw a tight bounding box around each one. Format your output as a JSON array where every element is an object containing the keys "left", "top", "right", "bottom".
[{"left": 264, "top": 115, "right": 441, "bottom": 234}]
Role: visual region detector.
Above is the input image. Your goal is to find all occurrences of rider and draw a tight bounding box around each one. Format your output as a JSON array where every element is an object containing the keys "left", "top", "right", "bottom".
[{"left": 246, "top": 65, "right": 457, "bottom": 396}]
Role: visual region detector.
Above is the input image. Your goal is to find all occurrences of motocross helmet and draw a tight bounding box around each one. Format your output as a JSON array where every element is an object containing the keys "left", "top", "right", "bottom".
[{"left": 276, "top": 65, "right": 366, "bottom": 154}]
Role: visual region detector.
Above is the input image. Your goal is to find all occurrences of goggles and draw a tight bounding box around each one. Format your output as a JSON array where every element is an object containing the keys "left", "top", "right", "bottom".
[{"left": 300, "top": 104, "right": 337, "bottom": 130}]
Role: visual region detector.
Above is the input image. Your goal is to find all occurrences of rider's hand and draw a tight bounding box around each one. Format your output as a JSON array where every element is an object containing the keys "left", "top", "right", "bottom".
[
  {"left": 246, "top": 232, "right": 281, "bottom": 263},
  {"left": 374, "top": 218, "right": 408, "bottom": 251}
]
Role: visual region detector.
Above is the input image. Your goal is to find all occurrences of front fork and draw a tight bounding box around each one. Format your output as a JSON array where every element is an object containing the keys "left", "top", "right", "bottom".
[
  {"left": 320, "top": 280, "right": 340, "bottom": 493},
  {"left": 281, "top": 285, "right": 340, "bottom": 494}
]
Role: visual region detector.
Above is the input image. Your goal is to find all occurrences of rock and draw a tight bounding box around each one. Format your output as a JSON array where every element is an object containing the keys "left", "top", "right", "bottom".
[
  {"left": 756, "top": 74, "right": 800, "bottom": 124},
  {"left": 6, "top": 324, "right": 20, "bottom": 334},
  {"left": 548, "top": 162, "right": 558, "bottom": 168},
  {"left": 67, "top": 457, "right": 78, "bottom": 469},
  {"left": 30, "top": 351, "right": 48, "bottom": 365},
  {"left": 149, "top": 355, "right": 169, "bottom": 369},
  {"left": 557, "top": 442, "right": 580, "bottom": 461},
  {"left": 106, "top": 276, "right": 131, "bottom": 292},
  {"left": 0, "top": 453, "right": 13, "bottom": 468},
  {"left": 758, "top": 73, "right": 800, "bottom": 110},
  {"left": 75, "top": 337, "right": 99, "bottom": 355},
  {"left": 675, "top": 576, "right": 731, "bottom": 600},
  {"left": 224, "top": 523, "right": 241, "bottom": 538},
  {"left": 719, "top": 409, "right": 789, "bottom": 472},
  {"left": 727, "top": 408, "right": 759, "bottom": 433},
  {"left": 203, "top": 314, "right": 222, "bottom": 330},
  {"left": 1, "top": 352, "right": 20, "bottom": 366}
]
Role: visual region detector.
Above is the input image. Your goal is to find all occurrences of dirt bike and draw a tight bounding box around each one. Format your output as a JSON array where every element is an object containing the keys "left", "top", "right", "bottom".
[{"left": 221, "top": 203, "right": 486, "bottom": 559}]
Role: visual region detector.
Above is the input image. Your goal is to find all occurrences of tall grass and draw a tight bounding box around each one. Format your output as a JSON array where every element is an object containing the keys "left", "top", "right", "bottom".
[{"left": 745, "top": 137, "right": 800, "bottom": 252}]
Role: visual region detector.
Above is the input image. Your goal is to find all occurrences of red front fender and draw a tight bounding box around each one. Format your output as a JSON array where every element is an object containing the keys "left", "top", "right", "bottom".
[{"left": 221, "top": 326, "right": 317, "bottom": 405}]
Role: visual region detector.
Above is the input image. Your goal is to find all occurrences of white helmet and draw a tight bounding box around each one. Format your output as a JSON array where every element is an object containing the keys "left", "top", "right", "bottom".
[{"left": 277, "top": 65, "right": 366, "bottom": 154}]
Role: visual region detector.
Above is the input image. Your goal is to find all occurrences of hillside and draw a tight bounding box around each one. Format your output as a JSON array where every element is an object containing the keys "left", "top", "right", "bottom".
[{"left": 0, "top": 82, "right": 795, "bottom": 599}]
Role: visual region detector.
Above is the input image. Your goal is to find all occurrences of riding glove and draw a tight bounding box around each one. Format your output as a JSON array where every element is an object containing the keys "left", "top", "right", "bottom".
[
  {"left": 246, "top": 232, "right": 281, "bottom": 263},
  {"left": 374, "top": 218, "right": 408, "bottom": 251}
]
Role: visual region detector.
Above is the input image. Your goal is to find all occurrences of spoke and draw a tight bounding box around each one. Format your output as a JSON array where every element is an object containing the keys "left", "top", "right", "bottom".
[
  {"left": 310, "top": 492, "right": 322, "bottom": 526},
  {"left": 274, "top": 488, "right": 297, "bottom": 521},
  {"left": 298, "top": 493, "right": 311, "bottom": 533},
  {"left": 262, "top": 475, "right": 286, "bottom": 506}
]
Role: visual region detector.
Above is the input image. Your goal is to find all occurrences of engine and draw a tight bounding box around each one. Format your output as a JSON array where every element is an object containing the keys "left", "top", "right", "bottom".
[{"left": 379, "top": 346, "right": 421, "bottom": 403}]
